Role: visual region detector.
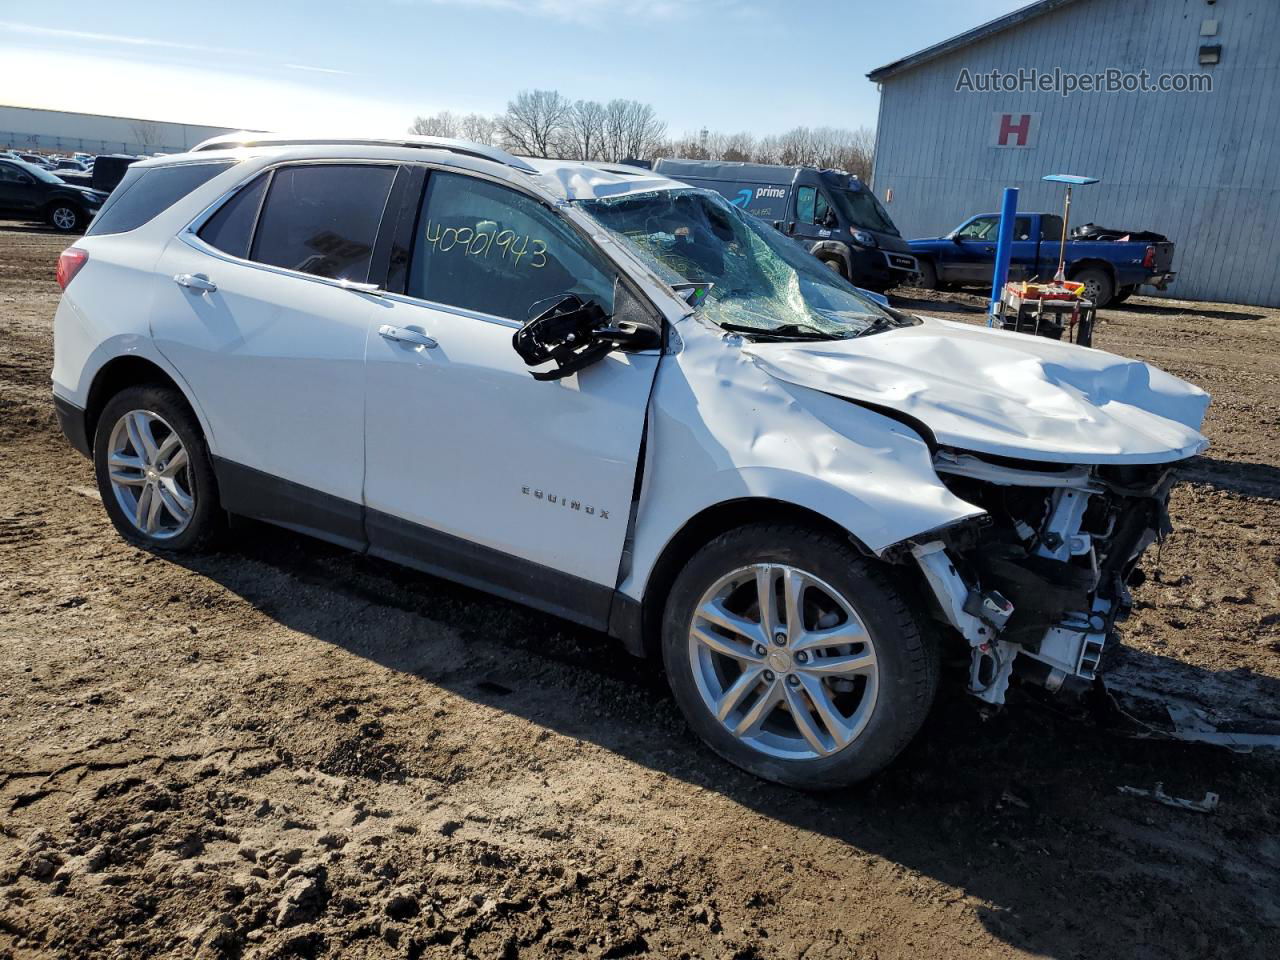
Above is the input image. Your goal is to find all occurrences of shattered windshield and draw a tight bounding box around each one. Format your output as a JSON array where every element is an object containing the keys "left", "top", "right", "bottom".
[
  {"left": 829, "top": 186, "right": 898, "bottom": 236},
  {"left": 577, "top": 188, "right": 912, "bottom": 340}
]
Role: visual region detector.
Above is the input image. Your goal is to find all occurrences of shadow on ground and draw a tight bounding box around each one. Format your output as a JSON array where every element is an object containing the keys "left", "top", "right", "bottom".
[
  {"left": 1121, "top": 302, "right": 1267, "bottom": 323},
  {"left": 1181, "top": 455, "right": 1280, "bottom": 500},
  {"left": 166, "top": 511, "right": 1280, "bottom": 960}
]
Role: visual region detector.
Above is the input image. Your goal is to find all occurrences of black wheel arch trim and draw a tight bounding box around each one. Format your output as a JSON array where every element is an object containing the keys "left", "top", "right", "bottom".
[{"left": 54, "top": 393, "right": 91, "bottom": 457}]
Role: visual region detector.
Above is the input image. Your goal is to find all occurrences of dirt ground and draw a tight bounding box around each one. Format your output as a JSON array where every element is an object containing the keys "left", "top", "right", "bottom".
[{"left": 1, "top": 218, "right": 1278, "bottom": 960}]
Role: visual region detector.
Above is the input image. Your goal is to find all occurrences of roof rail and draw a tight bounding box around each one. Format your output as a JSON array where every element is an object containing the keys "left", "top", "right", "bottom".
[{"left": 189, "top": 131, "right": 538, "bottom": 174}]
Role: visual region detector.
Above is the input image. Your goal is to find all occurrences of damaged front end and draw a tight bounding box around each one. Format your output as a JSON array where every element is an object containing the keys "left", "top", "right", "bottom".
[{"left": 904, "top": 449, "right": 1181, "bottom": 704}]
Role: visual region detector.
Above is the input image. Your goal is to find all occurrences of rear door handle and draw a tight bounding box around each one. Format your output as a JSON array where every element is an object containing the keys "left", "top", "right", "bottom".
[
  {"left": 174, "top": 272, "right": 217, "bottom": 293},
  {"left": 379, "top": 324, "right": 437, "bottom": 348}
]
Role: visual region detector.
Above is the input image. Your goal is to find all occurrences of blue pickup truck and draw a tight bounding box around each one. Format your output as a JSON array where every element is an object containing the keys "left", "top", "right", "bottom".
[{"left": 908, "top": 212, "right": 1176, "bottom": 307}]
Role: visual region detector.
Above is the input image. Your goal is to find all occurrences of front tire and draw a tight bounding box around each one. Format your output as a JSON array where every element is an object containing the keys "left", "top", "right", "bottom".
[
  {"left": 93, "top": 385, "right": 222, "bottom": 552},
  {"left": 661, "top": 523, "right": 938, "bottom": 789}
]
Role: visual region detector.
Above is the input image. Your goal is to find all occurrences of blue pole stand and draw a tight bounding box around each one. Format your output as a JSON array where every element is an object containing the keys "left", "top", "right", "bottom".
[{"left": 988, "top": 187, "right": 1019, "bottom": 326}]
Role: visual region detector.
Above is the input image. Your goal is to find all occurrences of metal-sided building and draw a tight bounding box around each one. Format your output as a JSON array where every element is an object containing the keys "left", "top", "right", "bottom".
[
  {"left": 0, "top": 105, "right": 233, "bottom": 158},
  {"left": 868, "top": 0, "right": 1279, "bottom": 307}
]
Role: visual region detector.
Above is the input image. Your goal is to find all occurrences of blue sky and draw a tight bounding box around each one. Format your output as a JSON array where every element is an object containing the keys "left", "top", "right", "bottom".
[{"left": 1, "top": 0, "right": 1028, "bottom": 136}]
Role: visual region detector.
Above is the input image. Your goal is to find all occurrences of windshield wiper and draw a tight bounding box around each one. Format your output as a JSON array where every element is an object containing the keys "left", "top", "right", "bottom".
[
  {"left": 718, "top": 322, "right": 849, "bottom": 342},
  {"left": 854, "top": 315, "right": 901, "bottom": 338}
]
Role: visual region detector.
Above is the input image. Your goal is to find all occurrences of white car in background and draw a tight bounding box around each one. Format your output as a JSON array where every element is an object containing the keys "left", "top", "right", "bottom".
[{"left": 51, "top": 134, "right": 1209, "bottom": 788}]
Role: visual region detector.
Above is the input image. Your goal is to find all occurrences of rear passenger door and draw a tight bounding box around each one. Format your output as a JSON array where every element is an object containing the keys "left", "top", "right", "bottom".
[
  {"left": 1007, "top": 216, "right": 1038, "bottom": 281},
  {"left": 151, "top": 161, "right": 402, "bottom": 547}
]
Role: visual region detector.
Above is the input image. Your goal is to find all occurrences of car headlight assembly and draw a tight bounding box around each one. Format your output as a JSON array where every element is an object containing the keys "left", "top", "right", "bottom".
[{"left": 850, "top": 228, "right": 878, "bottom": 248}]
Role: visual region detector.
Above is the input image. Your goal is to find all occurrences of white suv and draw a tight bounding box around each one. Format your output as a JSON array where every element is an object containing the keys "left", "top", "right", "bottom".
[{"left": 52, "top": 134, "right": 1210, "bottom": 788}]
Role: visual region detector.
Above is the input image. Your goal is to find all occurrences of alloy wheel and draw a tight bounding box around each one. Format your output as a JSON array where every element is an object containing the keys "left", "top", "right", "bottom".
[
  {"left": 106, "top": 409, "right": 195, "bottom": 540},
  {"left": 51, "top": 206, "right": 77, "bottom": 230},
  {"left": 687, "top": 563, "right": 879, "bottom": 761}
]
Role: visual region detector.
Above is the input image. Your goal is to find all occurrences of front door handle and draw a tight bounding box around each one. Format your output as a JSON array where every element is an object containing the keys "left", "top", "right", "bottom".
[
  {"left": 379, "top": 324, "right": 437, "bottom": 348},
  {"left": 174, "top": 272, "right": 217, "bottom": 293}
]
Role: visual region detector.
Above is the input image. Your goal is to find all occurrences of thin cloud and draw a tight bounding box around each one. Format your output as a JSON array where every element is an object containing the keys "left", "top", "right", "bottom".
[
  {"left": 405, "top": 0, "right": 747, "bottom": 25},
  {"left": 2, "top": 21, "right": 353, "bottom": 79},
  {"left": 284, "top": 63, "right": 355, "bottom": 76},
  {"left": 0, "top": 20, "right": 248, "bottom": 57}
]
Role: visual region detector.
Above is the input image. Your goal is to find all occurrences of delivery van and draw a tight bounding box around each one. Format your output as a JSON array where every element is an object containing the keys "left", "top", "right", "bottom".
[{"left": 651, "top": 159, "right": 918, "bottom": 291}]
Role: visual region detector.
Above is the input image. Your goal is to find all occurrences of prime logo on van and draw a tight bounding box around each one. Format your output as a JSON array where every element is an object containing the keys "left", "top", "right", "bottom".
[
  {"left": 755, "top": 186, "right": 786, "bottom": 199},
  {"left": 522, "top": 485, "right": 610, "bottom": 519}
]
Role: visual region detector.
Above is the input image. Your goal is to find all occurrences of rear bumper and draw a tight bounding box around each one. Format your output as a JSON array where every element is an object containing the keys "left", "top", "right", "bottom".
[
  {"left": 1145, "top": 272, "right": 1176, "bottom": 290},
  {"left": 54, "top": 392, "right": 91, "bottom": 458}
]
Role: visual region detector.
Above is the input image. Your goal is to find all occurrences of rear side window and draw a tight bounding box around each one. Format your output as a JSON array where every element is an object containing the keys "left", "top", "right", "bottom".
[
  {"left": 250, "top": 164, "right": 395, "bottom": 282},
  {"left": 85, "top": 161, "right": 232, "bottom": 236},
  {"left": 198, "top": 174, "right": 268, "bottom": 259},
  {"left": 1041, "top": 215, "right": 1064, "bottom": 240}
]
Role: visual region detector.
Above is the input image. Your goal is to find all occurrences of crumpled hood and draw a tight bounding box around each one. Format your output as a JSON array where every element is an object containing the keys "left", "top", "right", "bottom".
[{"left": 742, "top": 316, "right": 1210, "bottom": 464}]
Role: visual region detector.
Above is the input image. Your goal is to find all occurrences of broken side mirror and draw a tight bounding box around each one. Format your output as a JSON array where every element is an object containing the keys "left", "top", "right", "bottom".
[{"left": 512, "top": 293, "right": 659, "bottom": 381}]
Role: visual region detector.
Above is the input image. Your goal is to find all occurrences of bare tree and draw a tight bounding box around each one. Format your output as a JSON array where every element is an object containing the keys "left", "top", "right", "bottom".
[
  {"left": 498, "top": 89, "right": 573, "bottom": 158},
  {"left": 407, "top": 91, "right": 871, "bottom": 173},
  {"left": 721, "top": 132, "right": 756, "bottom": 162},
  {"left": 409, "top": 111, "right": 460, "bottom": 138},
  {"left": 777, "top": 127, "right": 815, "bottom": 166},
  {"left": 833, "top": 126, "right": 876, "bottom": 180},
  {"left": 602, "top": 99, "right": 667, "bottom": 162},
  {"left": 753, "top": 134, "right": 783, "bottom": 165},
  {"left": 563, "top": 99, "right": 607, "bottom": 160},
  {"left": 459, "top": 113, "right": 499, "bottom": 145},
  {"left": 667, "top": 129, "right": 707, "bottom": 160}
]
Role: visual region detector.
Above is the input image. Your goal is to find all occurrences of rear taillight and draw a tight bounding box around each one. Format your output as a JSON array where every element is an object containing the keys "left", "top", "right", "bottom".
[
  {"left": 57, "top": 247, "right": 88, "bottom": 290},
  {"left": 1142, "top": 245, "right": 1156, "bottom": 269}
]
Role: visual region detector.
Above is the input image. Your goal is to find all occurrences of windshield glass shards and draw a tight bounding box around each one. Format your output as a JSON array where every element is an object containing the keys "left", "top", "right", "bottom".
[{"left": 578, "top": 188, "right": 913, "bottom": 340}]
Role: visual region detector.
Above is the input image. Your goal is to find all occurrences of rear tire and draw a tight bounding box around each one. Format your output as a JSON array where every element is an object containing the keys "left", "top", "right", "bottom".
[
  {"left": 1073, "top": 267, "right": 1114, "bottom": 308},
  {"left": 93, "top": 385, "right": 223, "bottom": 552},
  {"left": 1112, "top": 285, "right": 1135, "bottom": 304},
  {"left": 661, "top": 523, "right": 938, "bottom": 789},
  {"left": 47, "top": 202, "right": 84, "bottom": 233}
]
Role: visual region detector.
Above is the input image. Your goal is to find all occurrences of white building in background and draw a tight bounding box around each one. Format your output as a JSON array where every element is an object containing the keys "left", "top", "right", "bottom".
[
  {"left": 0, "top": 104, "right": 235, "bottom": 157},
  {"left": 868, "top": 0, "right": 1280, "bottom": 307}
]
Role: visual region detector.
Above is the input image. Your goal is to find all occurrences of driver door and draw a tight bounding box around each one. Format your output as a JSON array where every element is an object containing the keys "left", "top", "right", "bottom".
[
  {"left": 790, "top": 184, "right": 836, "bottom": 244},
  {"left": 363, "top": 169, "right": 660, "bottom": 627},
  {"left": 0, "top": 161, "right": 37, "bottom": 212},
  {"left": 945, "top": 215, "right": 998, "bottom": 284}
]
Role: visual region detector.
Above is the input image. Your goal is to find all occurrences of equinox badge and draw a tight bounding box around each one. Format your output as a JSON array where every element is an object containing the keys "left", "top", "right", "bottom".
[{"left": 522, "top": 485, "right": 610, "bottom": 519}]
